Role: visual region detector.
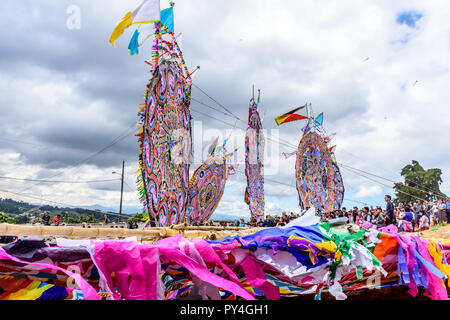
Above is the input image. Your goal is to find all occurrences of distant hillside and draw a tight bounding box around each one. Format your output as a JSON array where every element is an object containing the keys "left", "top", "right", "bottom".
[
  {"left": 0, "top": 198, "right": 252, "bottom": 224},
  {"left": 0, "top": 198, "right": 132, "bottom": 224}
]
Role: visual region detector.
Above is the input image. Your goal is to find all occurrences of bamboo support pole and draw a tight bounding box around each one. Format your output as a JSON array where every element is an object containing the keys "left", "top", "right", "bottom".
[{"left": 0, "top": 224, "right": 268, "bottom": 242}]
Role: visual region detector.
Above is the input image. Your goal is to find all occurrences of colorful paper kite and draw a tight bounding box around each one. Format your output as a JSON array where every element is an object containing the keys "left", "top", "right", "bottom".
[
  {"left": 295, "top": 131, "right": 344, "bottom": 212},
  {"left": 244, "top": 92, "right": 265, "bottom": 217},
  {"left": 135, "top": 21, "right": 193, "bottom": 227},
  {"left": 185, "top": 138, "right": 235, "bottom": 224},
  {"left": 275, "top": 104, "right": 344, "bottom": 212}
]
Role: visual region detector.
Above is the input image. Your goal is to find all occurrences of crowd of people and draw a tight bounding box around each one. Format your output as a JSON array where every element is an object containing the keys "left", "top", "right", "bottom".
[
  {"left": 229, "top": 195, "right": 450, "bottom": 232},
  {"left": 41, "top": 195, "right": 449, "bottom": 232},
  {"left": 323, "top": 196, "right": 450, "bottom": 232}
]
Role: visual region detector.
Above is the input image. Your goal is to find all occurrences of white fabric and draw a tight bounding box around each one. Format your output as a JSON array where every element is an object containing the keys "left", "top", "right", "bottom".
[
  {"left": 282, "top": 207, "right": 320, "bottom": 228},
  {"left": 131, "top": 0, "right": 161, "bottom": 24},
  {"left": 56, "top": 238, "right": 93, "bottom": 247}
]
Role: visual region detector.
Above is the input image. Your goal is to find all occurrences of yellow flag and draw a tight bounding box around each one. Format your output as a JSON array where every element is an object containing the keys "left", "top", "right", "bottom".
[{"left": 109, "top": 0, "right": 161, "bottom": 46}]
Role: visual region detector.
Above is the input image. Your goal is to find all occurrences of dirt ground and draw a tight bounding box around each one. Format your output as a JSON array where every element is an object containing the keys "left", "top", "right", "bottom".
[{"left": 406, "top": 223, "right": 450, "bottom": 243}]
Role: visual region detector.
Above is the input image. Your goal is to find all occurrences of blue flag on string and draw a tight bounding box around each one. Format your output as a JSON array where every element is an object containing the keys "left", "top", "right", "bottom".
[
  {"left": 128, "top": 29, "right": 140, "bottom": 56},
  {"left": 160, "top": 6, "right": 174, "bottom": 33},
  {"left": 314, "top": 112, "right": 323, "bottom": 127}
]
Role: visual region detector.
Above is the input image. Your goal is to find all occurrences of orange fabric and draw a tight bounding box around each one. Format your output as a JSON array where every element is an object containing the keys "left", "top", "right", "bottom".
[{"left": 372, "top": 232, "right": 399, "bottom": 261}]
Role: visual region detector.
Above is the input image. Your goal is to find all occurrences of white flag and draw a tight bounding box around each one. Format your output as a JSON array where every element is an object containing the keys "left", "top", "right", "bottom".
[
  {"left": 132, "top": 0, "right": 161, "bottom": 24},
  {"left": 110, "top": 0, "right": 161, "bottom": 46}
]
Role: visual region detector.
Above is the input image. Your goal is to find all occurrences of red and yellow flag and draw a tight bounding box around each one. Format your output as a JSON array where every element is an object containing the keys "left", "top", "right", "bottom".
[{"left": 275, "top": 105, "right": 307, "bottom": 126}]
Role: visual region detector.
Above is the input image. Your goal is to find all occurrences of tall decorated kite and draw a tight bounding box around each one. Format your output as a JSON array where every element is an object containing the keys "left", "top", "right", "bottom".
[
  {"left": 277, "top": 105, "right": 344, "bottom": 212},
  {"left": 244, "top": 89, "right": 265, "bottom": 218},
  {"left": 185, "top": 138, "right": 236, "bottom": 225},
  {"left": 110, "top": 1, "right": 195, "bottom": 226}
]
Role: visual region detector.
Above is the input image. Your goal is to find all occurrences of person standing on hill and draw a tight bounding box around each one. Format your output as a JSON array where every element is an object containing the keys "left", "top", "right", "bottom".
[
  {"left": 385, "top": 195, "right": 395, "bottom": 226},
  {"left": 438, "top": 200, "right": 447, "bottom": 223},
  {"left": 446, "top": 198, "right": 450, "bottom": 223}
]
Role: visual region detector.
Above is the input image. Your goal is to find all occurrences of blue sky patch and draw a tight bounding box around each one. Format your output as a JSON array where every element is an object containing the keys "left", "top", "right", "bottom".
[{"left": 396, "top": 10, "right": 423, "bottom": 28}]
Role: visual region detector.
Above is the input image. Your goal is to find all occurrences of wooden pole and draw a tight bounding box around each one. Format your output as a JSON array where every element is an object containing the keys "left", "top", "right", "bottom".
[
  {"left": 0, "top": 224, "right": 268, "bottom": 241},
  {"left": 119, "top": 160, "right": 124, "bottom": 223}
]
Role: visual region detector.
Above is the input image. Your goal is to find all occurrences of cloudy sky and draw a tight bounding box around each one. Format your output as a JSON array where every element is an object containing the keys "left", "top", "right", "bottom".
[{"left": 0, "top": 0, "right": 449, "bottom": 218}]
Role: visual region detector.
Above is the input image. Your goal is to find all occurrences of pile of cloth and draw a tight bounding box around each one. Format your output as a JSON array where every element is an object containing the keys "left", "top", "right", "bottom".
[{"left": 0, "top": 220, "right": 448, "bottom": 300}]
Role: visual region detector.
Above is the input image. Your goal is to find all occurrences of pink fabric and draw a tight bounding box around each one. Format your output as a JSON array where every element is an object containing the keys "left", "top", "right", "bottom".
[
  {"left": 362, "top": 221, "right": 373, "bottom": 229},
  {"left": 401, "top": 221, "right": 413, "bottom": 232},
  {"left": 379, "top": 225, "right": 398, "bottom": 234},
  {"left": 381, "top": 229, "right": 449, "bottom": 299},
  {"left": 241, "top": 255, "right": 280, "bottom": 300},
  {"left": 157, "top": 246, "right": 255, "bottom": 300},
  {"left": 94, "top": 241, "right": 147, "bottom": 300},
  {"left": 194, "top": 240, "right": 241, "bottom": 284},
  {"left": 380, "top": 229, "right": 419, "bottom": 297},
  {"left": 92, "top": 237, "right": 256, "bottom": 300},
  {"left": 412, "top": 236, "right": 449, "bottom": 300},
  {"left": 0, "top": 247, "right": 99, "bottom": 300}
]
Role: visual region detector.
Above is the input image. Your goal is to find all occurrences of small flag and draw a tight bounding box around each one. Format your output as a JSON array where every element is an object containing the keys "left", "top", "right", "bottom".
[
  {"left": 128, "top": 29, "right": 140, "bottom": 56},
  {"left": 160, "top": 6, "right": 174, "bottom": 33},
  {"left": 314, "top": 112, "right": 323, "bottom": 127},
  {"left": 275, "top": 105, "right": 307, "bottom": 126},
  {"left": 109, "top": 0, "right": 161, "bottom": 46},
  {"left": 329, "top": 145, "right": 336, "bottom": 153}
]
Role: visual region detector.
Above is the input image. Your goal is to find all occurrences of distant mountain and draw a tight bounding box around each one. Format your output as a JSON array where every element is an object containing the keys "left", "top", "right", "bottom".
[
  {"left": 82, "top": 204, "right": 142, "bottom": 215},
  {"left": 210, "top": 213, "right": 250, "bottom": 222}
]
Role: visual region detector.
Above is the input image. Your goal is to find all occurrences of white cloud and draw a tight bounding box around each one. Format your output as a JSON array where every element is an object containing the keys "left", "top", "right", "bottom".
[{"left": 355, "top": 185, "right": 383, "bottom": 199}]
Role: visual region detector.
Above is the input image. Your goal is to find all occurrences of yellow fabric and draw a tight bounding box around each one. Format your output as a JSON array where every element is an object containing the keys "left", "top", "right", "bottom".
[
  {"left": 275, "top": 114, "right": 290, "bottom": 125},
  {"left": 288, "top": 236, "right": 337, "bottom": 265},
  {"left": 109, "top": 15, "right": 159, "bottom": 46},
  {"left": 8, "top": 281, "right": 52, "bottom": 300},
  {"left": 109, "top": 12, "right": 133, "bottom": 46},
  {"left": 427, "top": 240, "right": 450, "bottom": 287}
]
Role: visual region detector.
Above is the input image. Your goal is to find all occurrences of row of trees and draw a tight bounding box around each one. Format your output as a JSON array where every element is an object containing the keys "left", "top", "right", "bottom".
[{"left": 0, "top": 211, "right": 145, "bottom": 225}]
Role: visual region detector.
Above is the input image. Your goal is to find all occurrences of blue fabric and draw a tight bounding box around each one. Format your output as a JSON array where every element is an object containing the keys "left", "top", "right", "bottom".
[
  {"left": 36, "top": 284, "right": 69, "bottom": 300},
  {"left": 128, "top": 29, "right": 140, "bottom": 56},
  {"left": 314, "top": 113, "right": 323, "bottom": 127},
  {"left": 208, "top": 225, "right": 329, "bottom": 269},
  {"left": 404, "top": 211, "right": 413, "bottom": 222},
  {"left": 161, "top": 7, "right": 174, "bottom": 33}
]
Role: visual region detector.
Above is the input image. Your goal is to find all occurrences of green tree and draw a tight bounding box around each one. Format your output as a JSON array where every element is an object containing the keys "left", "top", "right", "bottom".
[
  {"left": 127, "top": 213, "right": 145, "bottom": 223},
  {"left": 16, "top": 216, "right": 29, "bottom": 224},
  {"left": 393, "top": 160, "right": 446, "bottom": 204},
  {"left": 0, "top": 211, "right": 17, "bottom": 224},
  {"left": 61, "top": 211, "right": 69, "bottom": 223}
]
